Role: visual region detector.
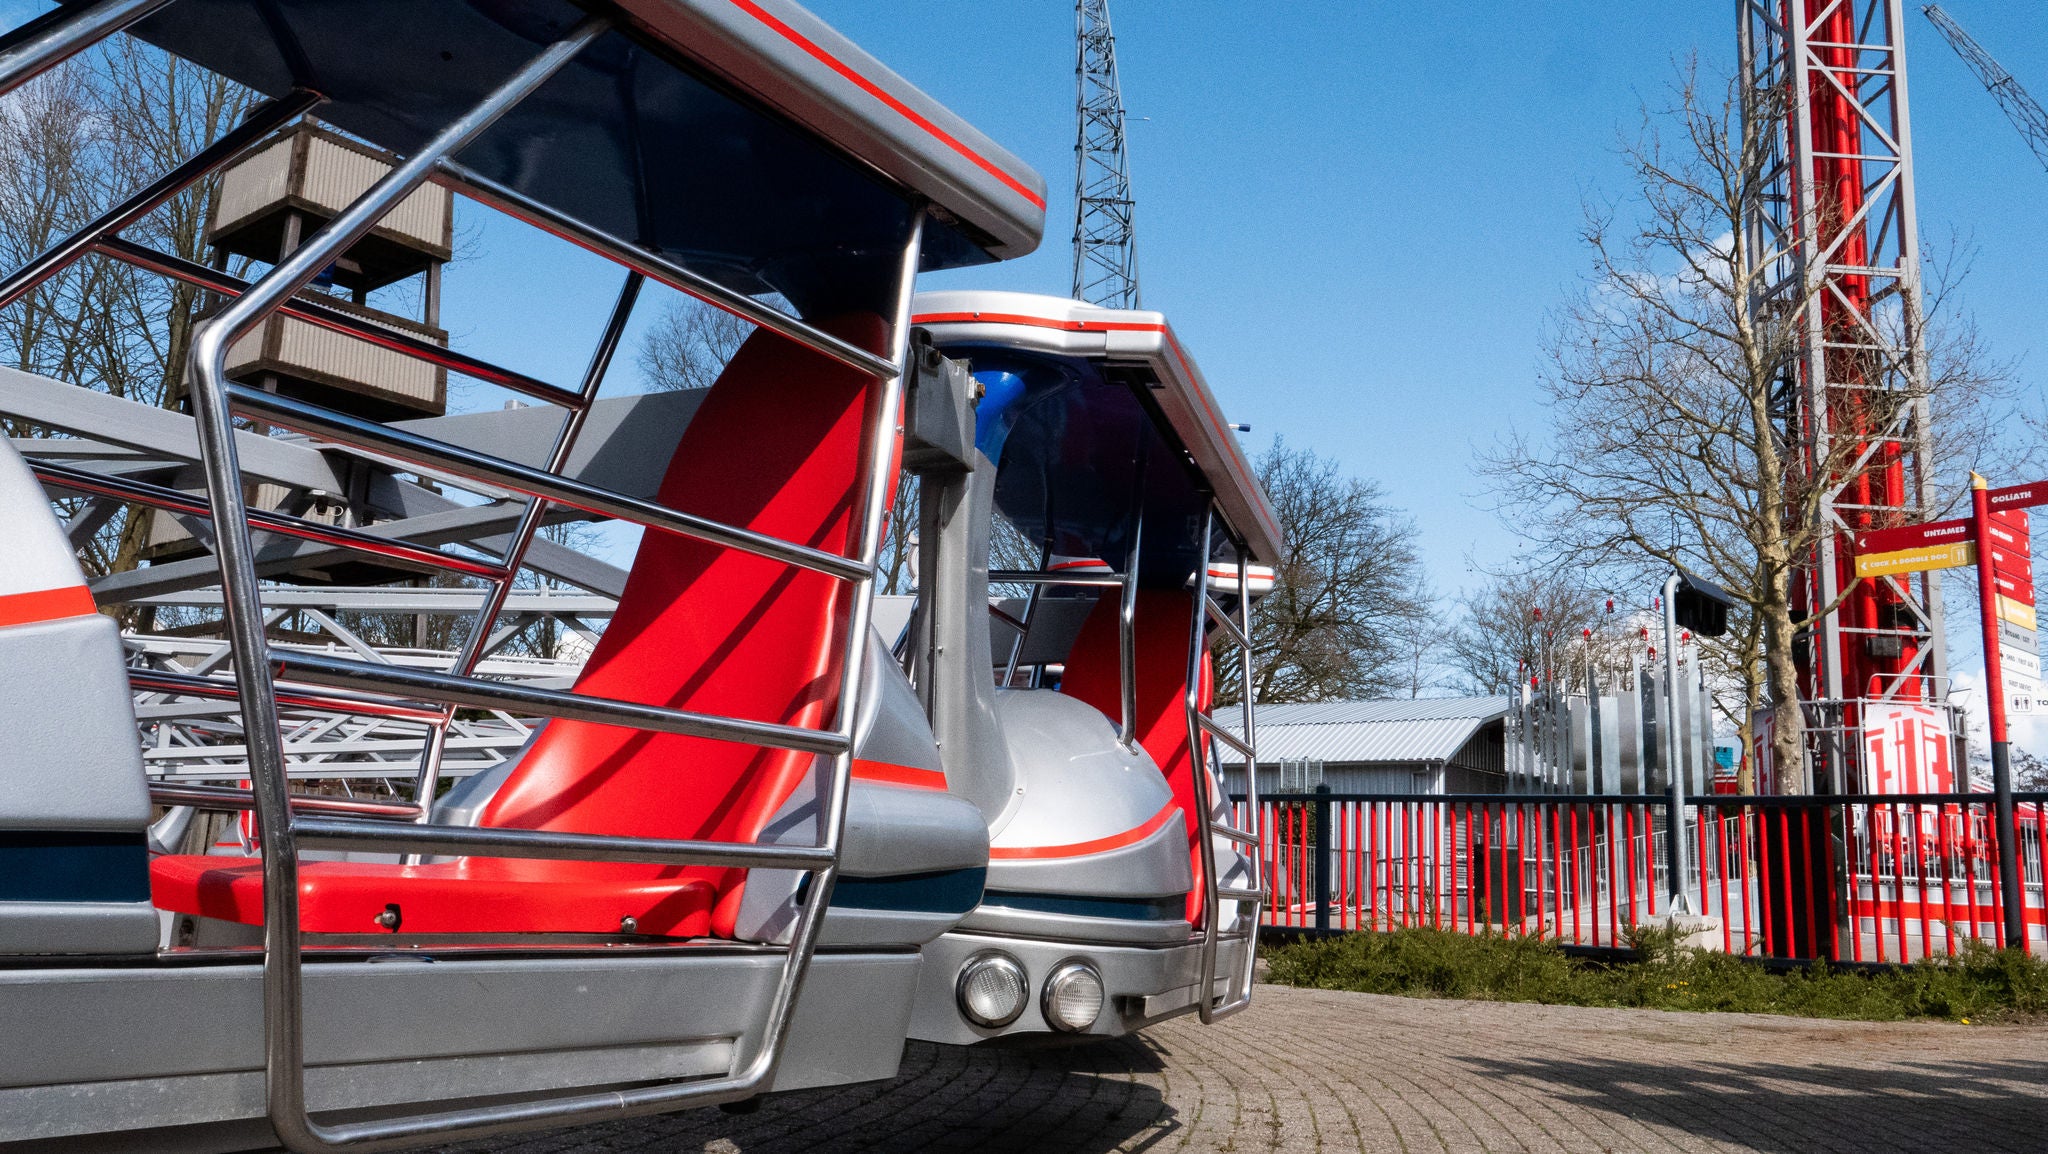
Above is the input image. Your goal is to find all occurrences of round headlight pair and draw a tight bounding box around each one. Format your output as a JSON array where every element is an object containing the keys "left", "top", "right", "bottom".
[{"left": 954, "top": 953, "right": 1105, "bottom": 1033}]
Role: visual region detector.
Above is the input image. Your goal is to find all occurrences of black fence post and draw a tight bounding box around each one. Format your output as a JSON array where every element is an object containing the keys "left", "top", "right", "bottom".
[{"left": 1314, "top": 784, "right": 1332, "bottom": 932}]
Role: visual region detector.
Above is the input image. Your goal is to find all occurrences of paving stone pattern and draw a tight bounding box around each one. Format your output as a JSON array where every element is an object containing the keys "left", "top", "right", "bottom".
[{"left": 437, "top": 984, "right": 2048, "bottom": 1153}]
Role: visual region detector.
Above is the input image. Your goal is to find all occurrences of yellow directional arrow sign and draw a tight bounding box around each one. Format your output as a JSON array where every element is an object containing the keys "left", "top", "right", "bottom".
[
  {"left": 1999, "top": 595, "right": 2038, "bottom": 631},
  {"left": 1853, "top": 541, "right": 1977, "bottom": 579}
]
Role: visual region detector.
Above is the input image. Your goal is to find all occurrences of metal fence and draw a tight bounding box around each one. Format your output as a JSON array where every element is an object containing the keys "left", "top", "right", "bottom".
[{"left": 1239, "top": 791, "right": 2048, "bottom": 961}]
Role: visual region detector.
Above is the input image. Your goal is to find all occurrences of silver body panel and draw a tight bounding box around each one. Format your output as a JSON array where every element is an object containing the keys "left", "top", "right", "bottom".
[{"left": 0, "top": 950, "right": 917, "bottom": 1149}]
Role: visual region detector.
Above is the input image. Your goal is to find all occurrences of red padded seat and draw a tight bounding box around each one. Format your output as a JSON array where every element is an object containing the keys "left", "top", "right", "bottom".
[
  {"left": 150, "top": 314, "right": 891, "bottom": 938},
  {"left": 1059, "top": 588, "right": 1212, "bottom": 925}
]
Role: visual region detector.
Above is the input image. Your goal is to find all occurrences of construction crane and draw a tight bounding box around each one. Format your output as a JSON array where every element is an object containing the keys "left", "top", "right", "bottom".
[
  {"left": 1072, "top": 0, "right": 1139, "bottom": 308},
  {"left": 1739, "top": 1, "right": 1942, "bottom": 792},
  {"left": 1922, "top": 5, "right": 2048, "bottom": 175}
]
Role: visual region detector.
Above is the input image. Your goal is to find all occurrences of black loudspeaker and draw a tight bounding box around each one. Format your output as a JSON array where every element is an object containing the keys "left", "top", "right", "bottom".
[{"left": 1673, "top": 569, "right": 1737, "bottom": 638}]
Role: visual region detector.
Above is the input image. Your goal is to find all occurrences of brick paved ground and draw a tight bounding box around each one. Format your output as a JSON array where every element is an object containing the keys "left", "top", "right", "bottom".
[{"left": 439, "top": 984, "right": 2048, "bottom": 1153}]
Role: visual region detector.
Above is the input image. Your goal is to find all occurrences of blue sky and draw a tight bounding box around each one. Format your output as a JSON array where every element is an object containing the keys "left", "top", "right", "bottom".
[
  {"left": 793, "top": 2, "right": 2048, "bottom": 751},
  {"left": 793, "top": 2, "right": 2048, "bottom": 604},
  {"left": 7, "top": 1, "right": 2046, "bottom": 738}
]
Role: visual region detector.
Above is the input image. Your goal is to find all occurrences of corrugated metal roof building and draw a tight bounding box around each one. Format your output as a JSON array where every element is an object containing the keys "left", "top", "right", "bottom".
[{"left": 1219, "top": 698, "right": 1516, "bottom": 796}]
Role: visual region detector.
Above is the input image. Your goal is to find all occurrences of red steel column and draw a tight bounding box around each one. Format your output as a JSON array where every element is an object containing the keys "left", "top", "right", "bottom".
[{"left": 1973, "top": 474, "right": 2025, "bottom": 948}]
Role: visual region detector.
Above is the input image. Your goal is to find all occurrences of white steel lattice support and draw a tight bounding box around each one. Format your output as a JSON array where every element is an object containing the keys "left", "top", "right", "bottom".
[
  {"left": 1072, "top": 0, "right": 1138, "bottom": 308},
  {"left": 1739, "top": 0, "right": 1943, "bottom": 776}
]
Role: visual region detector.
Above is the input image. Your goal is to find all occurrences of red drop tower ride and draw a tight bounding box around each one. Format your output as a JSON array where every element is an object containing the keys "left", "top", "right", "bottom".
[{"left": 1740, "top": 0, "right": 1945, "bottom": 791}]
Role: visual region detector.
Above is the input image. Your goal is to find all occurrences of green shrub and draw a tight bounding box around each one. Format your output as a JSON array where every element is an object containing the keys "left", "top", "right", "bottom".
[{"left": 1263, "top": 928, "right": 2048, "bottom": 1023}]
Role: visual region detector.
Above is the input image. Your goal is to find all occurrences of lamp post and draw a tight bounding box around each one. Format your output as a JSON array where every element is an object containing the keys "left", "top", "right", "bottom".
[{"left": 1660, "top": 573, "right": 1695, "bottom": 915}]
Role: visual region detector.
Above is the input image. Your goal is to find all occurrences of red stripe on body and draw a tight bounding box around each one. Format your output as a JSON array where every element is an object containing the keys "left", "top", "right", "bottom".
[
  {"left": 989, "top": 803, "right": 1182, "bottom": 861},
  {"left": 850, "top": 758, "right": 948, "bottom": 790},
  {"left": 726, "top": 1, "right": 1045, "bottom": 210},
  {"left": 0, "top": 585, "right": 96, "bottom": 628}
]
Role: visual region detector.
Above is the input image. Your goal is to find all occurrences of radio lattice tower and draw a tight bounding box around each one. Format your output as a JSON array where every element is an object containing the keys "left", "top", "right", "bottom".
[
  {"left": 1073, "top": 0, "right": 1138, "bottom": 308},
  {"left": 1922, "top": 5, "right": 2048, "bottom": 175}
]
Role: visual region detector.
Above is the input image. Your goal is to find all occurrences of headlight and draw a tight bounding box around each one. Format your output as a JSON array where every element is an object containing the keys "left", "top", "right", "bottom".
[
  {"left": 1041, "top": 960, "right": 1105, "bottom": 1032},
  {"left": 956, "top": 952, "right": 1029, "bottom": 1028}
]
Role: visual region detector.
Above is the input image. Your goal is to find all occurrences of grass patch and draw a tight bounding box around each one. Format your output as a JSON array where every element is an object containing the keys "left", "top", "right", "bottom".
[{"left": 1263, "top": 927, "right": 2048, "bottom": 1024}]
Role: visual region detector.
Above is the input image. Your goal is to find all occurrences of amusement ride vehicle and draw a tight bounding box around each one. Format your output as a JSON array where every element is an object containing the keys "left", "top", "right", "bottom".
[{"left": 0, "top": 2, "right": 1277, "bottom": 1150}]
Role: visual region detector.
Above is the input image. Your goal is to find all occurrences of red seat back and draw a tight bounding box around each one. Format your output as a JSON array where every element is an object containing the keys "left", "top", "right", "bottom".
[
  {"left": 480, "top": 313, "right": 890, "bottom": 936},
  {"left": 1059, "top": 588, "right": 1211, "bottom": 925}
]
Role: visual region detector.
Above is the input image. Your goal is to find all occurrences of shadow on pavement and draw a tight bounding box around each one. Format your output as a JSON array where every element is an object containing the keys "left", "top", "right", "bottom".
[
  {"left": 434, "top": 1037, "right": 1179, "bottom": 1154},
  {"left": 1457, "top": 1052, "right": 2048, "bottom": 1154}
]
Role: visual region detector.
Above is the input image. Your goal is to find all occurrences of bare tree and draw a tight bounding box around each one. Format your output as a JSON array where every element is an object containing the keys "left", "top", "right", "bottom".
[
  {"left": 0, "top": 40, "right": 256, "bottom": 583},
  {"left": 637, "top": 295, "right": 754, "bottom": 394},
  {"left": 1479, "top": 60, "right": 2015, "bottom": 792},
  {"left": 1222, "top": 438, "right": 1433, "bottom": 704},
  {"left": 1446, "top": 568, "right": 1638, "bottom": 698}
]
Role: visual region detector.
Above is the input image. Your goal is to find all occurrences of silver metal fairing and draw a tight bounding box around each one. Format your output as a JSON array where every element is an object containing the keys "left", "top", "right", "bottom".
[
  {"left": 734, "top": 632, "right": 985, "bottom": 948},
  {"left": 0, "top": 950, "right": 919, "bottom": 1149},
  {"left": 0, "top": 438, "right": 156, "bottom": 954}
]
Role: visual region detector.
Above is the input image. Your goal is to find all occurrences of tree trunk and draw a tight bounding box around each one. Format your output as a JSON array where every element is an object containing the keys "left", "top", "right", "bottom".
[{"left": 1762, "top": 597, "right": 1805, "bottom": 794}]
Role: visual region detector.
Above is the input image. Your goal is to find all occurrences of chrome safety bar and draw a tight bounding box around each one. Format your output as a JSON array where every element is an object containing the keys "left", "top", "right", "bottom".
[
  {"left": 150, "top": 782, "right": 422, "bottom": 820},
  {"left": 0, "top": 2, "right": 921, "bottom": 1144},
  {"left": 1116, "top": 515, "right": 1143, "bottom": 746},
  {"left": 94, "top": 237, "right": 583, "bottom": 410},
  {"left": 0, "top": 89, "right": 321, "bottom": 310},
  {"left": 291, "top": 813, "right": 835, "bottom": 870},
  {"left": 129, "top": 667, "right": 445, "bottom": 723},
  {"left": 33, "top": 460, "right": 512, "bottom": 582},
  {"left": 1183, "top": 507, "right": 1264, "bottom": 1023},
  {"left": 225, "top": 383, "right": 868, "bottom": 581},
  {"left": 986, "top": 569, "right": 1126, "bottom": 587},
  {"left": 431, "top": 160, "right": 901, "bottom": 383},
  {"left": 1000, "top": 539, "right": 1054, "bottom": 687},
  {"left": 273, "top": 650, "right": 849, "bottom": 757},
  {"left": 402, "top": 269, "right": 643, "bottom": 849},
  {"left": 1193, "top": 711, "right": 1254, "bottom": 758},
  {"left": 0, "top": 0, "right": 174, "bottom": 96}
]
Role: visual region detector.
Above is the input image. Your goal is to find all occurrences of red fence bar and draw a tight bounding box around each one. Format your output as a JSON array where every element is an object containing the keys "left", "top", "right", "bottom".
[{"left": 1237, "top": 792, "right": 2047, "bottom": 963}]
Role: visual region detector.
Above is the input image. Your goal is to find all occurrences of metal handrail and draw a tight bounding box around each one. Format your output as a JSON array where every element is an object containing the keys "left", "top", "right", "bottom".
[
  {"left": 1203, "top": 595, "right": 1250, "bottom": 651},
  {"left": 0, "top": 90, "right": 321, "bottom": 310},
  {"left": 0, "top": 0, "right": 174, "bottom": 96},
  {"left": 122, "top": 4, "right": 923, "bottom": 1144},
  {"left": 34, "top": 460, "right": 512, "bottom": 581},
  {"left": 431, "top": 160, "right": 901, "bottom": 383},
  {"left": 272, "top": 650, "right": 849, "bottom": 757},
  {"left": 226, "top": 383, "right": 869, "bottom": 582},
  {"left": 1183, "top": 507, "right": 1263, "bottom": 1023},
  {"left": 293, "top": 814, "right": 837, "bottom": 870},
  {"left": 95, "top": 237, "right": 585, "bottom": 411},
  {"left": 1116, "top": 514, "right": 1143, "bottom": 746},
  {"left": 401, "top": 269, "right": 642, "bottom": 844},
  {"left": 151, "top": 783, "right": 422, "bottom": 820},
  {"left": 1194, "top": 711, "right": 1255, "bottom": 758},
  {"left": 129, "top": 667, "right": 445, "bottom": 723},
  {"left": 987, "top": 568, "right": 1126, "bottom": 587}
]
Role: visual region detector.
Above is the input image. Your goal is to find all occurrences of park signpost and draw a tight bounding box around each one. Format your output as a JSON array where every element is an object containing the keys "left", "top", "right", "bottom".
[{"left": 1853, "top": 474, "right": 2041, "bottom": 949}]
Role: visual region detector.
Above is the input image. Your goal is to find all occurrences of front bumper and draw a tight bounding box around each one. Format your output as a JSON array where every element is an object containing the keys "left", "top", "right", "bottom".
[{"left": 907, "top": 929, "right": 1251, "bottom": 1045}]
